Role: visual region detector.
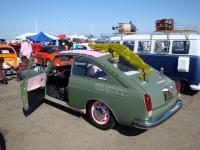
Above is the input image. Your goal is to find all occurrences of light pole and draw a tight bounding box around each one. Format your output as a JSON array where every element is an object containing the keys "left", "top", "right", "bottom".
[{"left": 91, "top": 20, "right": 94, "bottom": 37}]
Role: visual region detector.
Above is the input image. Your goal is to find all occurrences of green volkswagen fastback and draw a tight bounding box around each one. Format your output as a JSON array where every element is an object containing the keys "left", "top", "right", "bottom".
[{"left": 20, "top": 49, "right": 182, "bottom": 130}]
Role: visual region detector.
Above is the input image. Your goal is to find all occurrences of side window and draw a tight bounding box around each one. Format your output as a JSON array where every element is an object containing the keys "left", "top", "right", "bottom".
[
  {"left": 154, "top": 41, "right": 170, "bottom": 53},
  {"left": 123, "top": 41, "right": 135, "bottom": 51},
  {"left": 30, "top": 57, "right": 46, "bottom": 73},
  {"left": 172, "top": 41, "right": 190, "bottom": 54},
  {"left": 72, "top": 57, "right": 108, "bottom": 80},
  {"left": 138, "top": 41, "right": 151, "bottom": 53}
]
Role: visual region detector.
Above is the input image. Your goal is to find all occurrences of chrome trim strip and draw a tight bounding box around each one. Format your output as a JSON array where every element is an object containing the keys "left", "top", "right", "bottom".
[
  {"left": 133, "top": 100, "right": 183, "bottom": 129},
  {"left": 45, "top": 95, "right": 86, "bottom": 114}
]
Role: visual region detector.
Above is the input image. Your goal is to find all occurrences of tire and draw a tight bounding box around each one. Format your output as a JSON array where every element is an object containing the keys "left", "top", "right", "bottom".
[
  {"left": 87, "top": 101, "right": 115, "bottom": 130},
  {"left": 180, "top": 81, "right": 197, "bottom": 95},
  {"left": 0, "top": 132, "right": 6, "bottom": 150},
  {"left": 46, "top": 59, "right": 51, "bottom": 67},
  {"left": 180, "top": 81, "right": 187, "bottom": 94}
]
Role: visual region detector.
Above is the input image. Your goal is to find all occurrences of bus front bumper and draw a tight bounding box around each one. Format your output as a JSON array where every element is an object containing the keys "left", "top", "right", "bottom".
[{"left": 190, "top": 84, "right": 200, "bottom": 91}]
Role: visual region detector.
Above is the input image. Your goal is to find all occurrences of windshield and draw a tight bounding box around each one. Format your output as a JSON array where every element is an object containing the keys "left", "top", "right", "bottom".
[
  {"left": 0, "top": 48, "right": 15, "bottom": 54},
  {"left": 74, "top": 45, "right": 87, "bottom": 50},
  {"left": 41, "top": 46, "right": 65, "bottom": 53},
  {"left": 109, "top": 57, "right": 141, "bottom": 76}
]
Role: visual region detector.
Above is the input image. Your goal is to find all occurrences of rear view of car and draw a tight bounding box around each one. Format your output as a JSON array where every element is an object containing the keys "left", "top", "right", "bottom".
[
  {"left": 0, "top": 44, "right": 18, "bottom": 73},
  {"left": 107, "top": 56, "right": 182, "bottom": 129}
]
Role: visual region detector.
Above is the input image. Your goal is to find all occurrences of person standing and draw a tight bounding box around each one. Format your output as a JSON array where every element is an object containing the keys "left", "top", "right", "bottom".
[
  {"left": 0, "top": 57, "right": 7, "bottom": 84},
  {"left": 20, "top": 40, "right": 33, "bottom": 59}
]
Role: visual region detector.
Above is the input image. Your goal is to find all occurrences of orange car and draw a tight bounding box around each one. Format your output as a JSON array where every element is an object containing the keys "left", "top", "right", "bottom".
[
  {"left": 33, "top": 45, "right": 66, "bottom": 66},
  {"left": 0, "top": 44, "right": 18, "bottom": 73}
]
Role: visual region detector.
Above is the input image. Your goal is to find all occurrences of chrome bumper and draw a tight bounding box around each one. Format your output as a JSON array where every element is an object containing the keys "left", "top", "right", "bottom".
[
  {"left": 132, "top": 100, "right": 183, "bottom": 129},
  {"left": 190, "top": 84, "right": 200, "bottom": 91}
]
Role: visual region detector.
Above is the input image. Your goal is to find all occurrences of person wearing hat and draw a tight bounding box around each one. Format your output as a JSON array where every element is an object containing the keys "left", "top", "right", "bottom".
[{"left": 0, "top": 57, "right": 8, "bottom": 84}]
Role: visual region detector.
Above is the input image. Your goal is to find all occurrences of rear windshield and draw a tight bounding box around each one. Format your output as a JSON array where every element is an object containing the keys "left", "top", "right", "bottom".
[
  {"left": 0, "top": 48, "right": 15, "bottom": 54},
  {"left": 109, "top": 57, "right": 141, "bottom": 76}
]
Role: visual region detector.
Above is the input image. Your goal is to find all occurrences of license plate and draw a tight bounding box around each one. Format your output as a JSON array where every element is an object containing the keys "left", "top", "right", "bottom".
[
  {"left": 6, "top": 60, "right": 13, "bottom": 64},
  {"left": 163, "top": 91, "right": 173, "bottom": 101},
  {"left": 162, "top": 86, "right": 173, "bottom": 101}
]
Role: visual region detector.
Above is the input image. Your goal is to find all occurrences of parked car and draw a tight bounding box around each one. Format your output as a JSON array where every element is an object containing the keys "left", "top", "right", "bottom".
[
  {"left": 73, "top": 43, "right": 93, "bottom": 50},
  {"left": 0, "top": 44, "right": 18, "bottom": 74},
  {"left": 7, "top": 40, "right": 21, "bottom": 56},
  {"left": 0, "top": 39, "right": 6, "bottom": 44},
  {"left": 33, "top": 45, "right": 66, "bottom": 66},
  {"left": 20, "top": 50, "right": 182, "bottom": 130}
]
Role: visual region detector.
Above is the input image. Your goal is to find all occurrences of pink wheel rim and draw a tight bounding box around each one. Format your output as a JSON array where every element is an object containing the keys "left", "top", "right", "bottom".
[{"left": 91, "top": 101, "right": 110, "bottom": 125}]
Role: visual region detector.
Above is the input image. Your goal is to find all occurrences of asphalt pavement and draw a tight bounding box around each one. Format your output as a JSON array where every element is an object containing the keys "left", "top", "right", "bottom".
[{"left": 0, "top": 79, "right": 200, "bottom": 150}]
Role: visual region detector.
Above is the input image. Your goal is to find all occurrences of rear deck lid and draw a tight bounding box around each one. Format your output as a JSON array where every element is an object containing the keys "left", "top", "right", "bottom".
[{"left": 133, "top": 69, "right": 177, "bottom": 109}]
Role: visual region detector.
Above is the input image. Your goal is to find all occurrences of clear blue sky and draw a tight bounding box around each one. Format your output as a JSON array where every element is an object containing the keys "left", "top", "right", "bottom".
[{"left": 1, "top": 0, "right": 200, "bottom": 39}]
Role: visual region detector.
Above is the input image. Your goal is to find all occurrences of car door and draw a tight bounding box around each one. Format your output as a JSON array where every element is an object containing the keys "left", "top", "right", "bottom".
[{"left": 20, "top": 56, "right": 46, "bottom": 116}]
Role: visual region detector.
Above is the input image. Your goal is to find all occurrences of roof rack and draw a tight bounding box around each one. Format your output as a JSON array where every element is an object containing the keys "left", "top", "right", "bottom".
[{"left": 155, "top": 24, "right": 199, "bottom": 34}]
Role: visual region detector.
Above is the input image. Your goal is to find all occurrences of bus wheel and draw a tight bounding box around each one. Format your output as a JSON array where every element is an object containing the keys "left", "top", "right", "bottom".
[{"left": 180, "top": 81, "right": 197, "bottom": 95}]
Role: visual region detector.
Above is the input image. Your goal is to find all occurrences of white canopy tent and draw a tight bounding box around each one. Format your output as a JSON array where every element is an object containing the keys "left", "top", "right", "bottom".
[
  {"left": 15, "top": 33, "right": 37, "bottom": 40},
  {"left": 79, "top": 35, "right": 88, "bottom": 39},
  {"left": 69, "top": 34, "right": 88, "bottom": 40},
  {"left": 69, "top": 34, "right": 79, "bottom": 39},
  {"left": 44, "top": 33, "right": 59, "bottom": 40},
  {"left": 15, "top": 32, "right": 59, "bottom": 40}
]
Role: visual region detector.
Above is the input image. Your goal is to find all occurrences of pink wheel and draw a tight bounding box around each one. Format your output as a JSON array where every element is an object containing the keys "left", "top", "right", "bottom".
[{"left": 88, "top": 101, "right": 115, "bottom": 130}]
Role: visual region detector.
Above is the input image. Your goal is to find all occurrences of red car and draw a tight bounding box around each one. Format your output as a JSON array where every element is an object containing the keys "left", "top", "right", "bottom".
[{"left": 33, "top": 45, "right": 66, "bottom": 66}]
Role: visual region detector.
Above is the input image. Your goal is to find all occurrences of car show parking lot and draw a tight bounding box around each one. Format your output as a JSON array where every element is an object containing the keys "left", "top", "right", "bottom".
[{"left": 1, "top": 79, "right": 200, "bottom": 150}]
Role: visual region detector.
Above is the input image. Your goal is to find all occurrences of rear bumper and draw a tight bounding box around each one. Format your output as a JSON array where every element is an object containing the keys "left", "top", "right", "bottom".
[{"left": 132, "top": 100, "right": 183, "bottom": 129}]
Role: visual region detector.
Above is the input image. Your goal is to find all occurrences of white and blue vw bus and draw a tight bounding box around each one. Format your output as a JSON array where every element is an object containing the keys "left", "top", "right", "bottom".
[{"left": 110, "top": 32, "right": 200, "bottom": 93}]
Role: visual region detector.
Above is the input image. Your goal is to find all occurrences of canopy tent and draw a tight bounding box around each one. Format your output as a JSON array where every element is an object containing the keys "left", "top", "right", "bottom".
[
  {"left": 15, "top": 32, "right": 58, "bottom": 41},
  {"left": 69, "top": 34, "right": 79, "bottom": 39},
  {"left": 26, "top": 32, "right": 55, "bottom": 42},
  {"left": 44, "top": 33, "right": 59, "bottom": 40},
  {"left": 57, "top": 34, "right": 68, "bottom": 39},
  {"left": 69, "top": 34, "right": 88, "bottom": 40},
  {"left": 15, "top": 33, "right": 37, "bottom": 40},
  {"left": 79, "top": 35, "right": 88, "bottom": 40}
]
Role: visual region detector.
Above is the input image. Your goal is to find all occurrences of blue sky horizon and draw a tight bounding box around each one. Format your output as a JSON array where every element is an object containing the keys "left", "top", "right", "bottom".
[{"left": 1, "top": 0, "right": 200, "bottom": 39}]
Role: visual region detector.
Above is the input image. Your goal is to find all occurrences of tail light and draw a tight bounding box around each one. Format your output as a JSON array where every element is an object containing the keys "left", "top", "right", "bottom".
[
  {"left": 144, "top": 94, "right": 152, "bottom": 116},
  {"left": 175, "top": 80, "right": 180, "bottom": 93}
]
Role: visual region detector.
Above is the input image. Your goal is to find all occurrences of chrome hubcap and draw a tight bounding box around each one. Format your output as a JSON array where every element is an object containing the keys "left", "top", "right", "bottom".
[{"left": 91, "top": 101, "right": 110, "bottom": 125}]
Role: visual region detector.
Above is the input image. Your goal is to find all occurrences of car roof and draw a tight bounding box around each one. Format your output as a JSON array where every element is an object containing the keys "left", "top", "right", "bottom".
[
  {"left": 60, "top": 50, "right": 110, "bottom": 58},
  {"left": 0, "top": 44, "right": 14, "bottom": 49}
]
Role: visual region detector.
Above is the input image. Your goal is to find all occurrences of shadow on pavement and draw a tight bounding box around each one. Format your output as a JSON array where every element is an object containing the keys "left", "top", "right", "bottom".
[
  {"left": 113, "top": 124, "right": 146, "bottom": 136},
  {"left": 44, "top": 100, "right": 146, "bottom": 136},
  {"left": 0, "top": 132, "right": 6, "bottom": 150}
]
